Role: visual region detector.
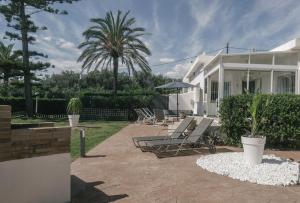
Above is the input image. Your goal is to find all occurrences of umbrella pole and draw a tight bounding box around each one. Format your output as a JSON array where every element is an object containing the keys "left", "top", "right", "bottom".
[{"left": 177, "top": 88, "right": 179, "bottom": 120}]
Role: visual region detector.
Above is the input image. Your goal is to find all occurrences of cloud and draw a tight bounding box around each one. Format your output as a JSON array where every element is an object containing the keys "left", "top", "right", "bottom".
[
  {"left": 164, "top": 62, "right": 191, "bottom": 79},
  {"left": 234, "top": 0, "right": 300, "bottom": 48},
  {"left": 2, "top": 0, "right": 300, "bottom": 78},
  {"left": 57, "top": 39, "right": 78, "bottom": 51},
  {"left": 152, "top": 0, "right": 160, "bottom": 33},
  {"left": 43, "top": 36, "right": 52, "bottom": 41},
  {"left": 159, "top": 58, "right": 175, "bottom": 63},
  {"left": 48, "top": 58, "right": 82, "bottom": 73},
  {"left": 182, "top": 0, "right": 223, "bottom": 55}
]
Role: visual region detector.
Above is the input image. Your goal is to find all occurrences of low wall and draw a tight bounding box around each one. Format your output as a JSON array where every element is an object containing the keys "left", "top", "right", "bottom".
[
  {"left": 0, "top": 105, "right": 71, "bottom": 203},
  {"left": 9, "top": 127, "right": 70, "bottom": 160},
  {"left": 0, "top": 105, "right": 12, "bottom": 161},
  {"left": 169, "top": 92, "right": 194, "bottom": 111}
]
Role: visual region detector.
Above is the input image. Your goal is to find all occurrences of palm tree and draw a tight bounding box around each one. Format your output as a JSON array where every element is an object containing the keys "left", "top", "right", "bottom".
[
  {"left": 0, "top": 42, "right": 21, "bottom": 96},
  {"left": 78, "top": 10, "right": 151, "bottom": 93}
]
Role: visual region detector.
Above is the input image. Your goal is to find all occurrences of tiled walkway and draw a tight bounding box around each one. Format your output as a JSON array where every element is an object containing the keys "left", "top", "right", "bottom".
[{"left": 71, "top": 124, "right": 300, "bottom": 203}]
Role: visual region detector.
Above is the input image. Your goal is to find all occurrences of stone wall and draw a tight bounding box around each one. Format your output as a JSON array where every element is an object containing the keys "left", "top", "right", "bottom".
[
  {"left": 0, "top": 105, "right": 12, "bottom": 161},
  {"left": 0, "top": 105, "right": 71, "bottom": 162},
  {"left": 0, "top": 105, "right": 71, "bottom": 203}
]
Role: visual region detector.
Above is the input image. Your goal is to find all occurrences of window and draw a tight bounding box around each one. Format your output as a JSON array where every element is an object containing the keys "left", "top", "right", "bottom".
[
  {"left": 277, "top": 75, "right": 295, "bottom": 93},
  {"left": 204, "top": 78, "right": 207, "bottom": 93},
  {"left": 242, "top": 81, "right": 255, "bottom": 94},
  {"left": 224, "top": 82, "right": 231, "bottom": 97},
  {"left": 211, "top": 81, "right": 218, "bottom": 102}
]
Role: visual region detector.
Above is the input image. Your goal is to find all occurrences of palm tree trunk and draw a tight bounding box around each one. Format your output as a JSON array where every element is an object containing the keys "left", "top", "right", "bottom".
[
  {"left": 20, "top": 0, "right": 33, "bottom": 116},
  {"left": 113, "top": 57, "right": 118, "bottom": 94}
]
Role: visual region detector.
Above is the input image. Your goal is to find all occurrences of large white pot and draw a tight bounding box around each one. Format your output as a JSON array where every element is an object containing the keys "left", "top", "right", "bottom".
[
  {"left": 68, "top": 115, "right": 80, "bottom": 127},
  {"left": 241, "top": 136, "right": 266, "bottom": 165}
]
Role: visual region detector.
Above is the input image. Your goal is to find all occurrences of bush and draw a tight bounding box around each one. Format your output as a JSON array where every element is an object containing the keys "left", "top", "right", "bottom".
[
  {"left": 37, "top": 98, "right": 68, "bottom": 114},
  {"left": 0, "top": 97, "right": 68, "bottom": 114},
  {"left": 81, "top": 94, "right": 157, "bottom": 120},
  {"left": 81, "top": 95, "right": 154, "bottom": 109},
  {"left": 0, "top": 93, "right": 162, "bottom": 120},
  {"left": 219, "top": 94, "right": 300, "bottom": 149},
  {"left": 0, "top": 97, "right": 26, "bottom": 112}
]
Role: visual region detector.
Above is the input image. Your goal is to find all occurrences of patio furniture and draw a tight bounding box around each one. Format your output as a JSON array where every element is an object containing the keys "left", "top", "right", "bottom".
[
  {"left": 132, "top": 117, "right": 194, "bottom": 148},
  {"left": 153, "top": 108, "right": 165, "bottom": 122},
  {"left": 141, "top": 118, "right": 214, "bottom": 155},
  {"left": 142, "top": 108, "right": 155, "bottom": 118},
  {"left": 134, "top": 108, "right": 156, "bottom": 124},
  {"left": 156, "top": 81, "right": 195, "bottom": 119},
  {"left": 134, "top": 108, "right": 144, "bottom": 123},
  {"left": 163, "top": 109, "right": 178, "bottom": 123},
  {"left": 152, "top": 108, "right": 174, "bottom": 125}
]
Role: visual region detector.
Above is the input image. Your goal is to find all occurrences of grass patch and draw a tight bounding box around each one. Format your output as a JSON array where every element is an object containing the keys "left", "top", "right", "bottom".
[
  {"left": 11, "top": 118, "right": 128, "bottom": 159},
  {"left": 70, "top": 121, "right": 127, "bottom": 158}
]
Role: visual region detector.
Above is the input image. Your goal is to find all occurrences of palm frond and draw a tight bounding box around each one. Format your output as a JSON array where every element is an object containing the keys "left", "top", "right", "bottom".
[{"left": 77, "top": 10, "right": 152, "bottom": 91}]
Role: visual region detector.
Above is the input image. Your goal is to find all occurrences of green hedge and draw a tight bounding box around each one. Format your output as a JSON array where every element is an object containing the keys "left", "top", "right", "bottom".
[
  {"left": 81, "top": 95, "right": 154, "bottom": 109},
  {"left": 0, "top": 97, "right": 26, "bottom": 112},
  {"left": 219, "top": 94, "right": 300, "bottom": 149},
  {"left": 81, "top": 95, "right": 156, "bottom": 120},
  {"left": 0, "top": 94, "right": 159, "bottom": 119},
  {"left": 0, "top": 97, "right": 68, "bottom": 114}
]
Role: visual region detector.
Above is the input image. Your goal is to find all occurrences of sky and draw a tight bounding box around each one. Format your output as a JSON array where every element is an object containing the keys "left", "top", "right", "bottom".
[{"left": 1, "top": 0, "right": 300, "bottom": 78}]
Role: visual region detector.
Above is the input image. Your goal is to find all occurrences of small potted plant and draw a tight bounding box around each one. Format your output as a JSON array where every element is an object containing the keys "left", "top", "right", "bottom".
[
  {"left": 67, "top": 97, "right": 82, "bottom": 127},
  {"left": 241, "top": 94, "right": 270, "bottom": 165}
]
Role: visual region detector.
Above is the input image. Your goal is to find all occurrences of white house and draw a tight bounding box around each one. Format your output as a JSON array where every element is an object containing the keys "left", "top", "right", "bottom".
[{"left": 171, "top": 38, "right": 300, "bottom": 116}]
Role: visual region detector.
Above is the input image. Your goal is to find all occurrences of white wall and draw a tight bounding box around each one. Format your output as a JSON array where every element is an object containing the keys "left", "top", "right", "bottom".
[
  {"left": 190, "top": 71, "right": 204, "bottom": 86},
  {"left": 169, "top": 91, "right": 194, "bottom": 111},
  {"left": 0, "top": 153, "right": 71, "bottom": 203},
  {"left": 190, "top": 72, "right": 205, "bottom": 115}
]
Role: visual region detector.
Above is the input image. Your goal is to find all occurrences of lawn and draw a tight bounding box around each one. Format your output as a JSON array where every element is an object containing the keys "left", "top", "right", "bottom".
[{"left": 12, "top": 118, "right": 128, "bottom": 159}]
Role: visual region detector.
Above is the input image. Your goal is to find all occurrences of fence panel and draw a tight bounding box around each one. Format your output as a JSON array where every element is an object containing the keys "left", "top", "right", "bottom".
[
  {"left": 80, "top": 108, "right": 128, "bottom": 121},
  {"left": 12, "top": 108, "right": 129, "bottom": 121}
]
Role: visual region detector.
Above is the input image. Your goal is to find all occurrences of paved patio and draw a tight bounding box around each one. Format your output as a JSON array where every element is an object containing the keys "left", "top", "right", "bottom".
[{"left": 71, "top": 124, "right": 300, "bottom": 203}]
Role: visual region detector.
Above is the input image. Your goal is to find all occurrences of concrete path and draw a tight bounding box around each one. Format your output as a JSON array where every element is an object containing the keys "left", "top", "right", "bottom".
[{"left": 71, "top": 124, "right": 300, "bottom": 203}]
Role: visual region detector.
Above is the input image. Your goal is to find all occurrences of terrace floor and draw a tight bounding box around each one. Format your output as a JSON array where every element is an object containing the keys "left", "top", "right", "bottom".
[{"left": 71, "top": 123, "right": 300, "bottom": 203}]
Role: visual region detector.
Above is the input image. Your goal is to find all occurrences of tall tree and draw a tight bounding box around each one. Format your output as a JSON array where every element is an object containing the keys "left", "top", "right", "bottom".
[
  {"left": 0, "top": 41, "right": 22, "bottom": 95},
  {"left": 0, "top": 0, "right": 79, "bottom": 116},
  {"left": 78, "top": 10, "right": 151, "bottom": 94}
]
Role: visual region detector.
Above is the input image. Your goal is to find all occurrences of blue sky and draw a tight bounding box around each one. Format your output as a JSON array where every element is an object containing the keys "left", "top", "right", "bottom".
[{"left": 1, "top": 0, "right": 300, "bottom": 78}]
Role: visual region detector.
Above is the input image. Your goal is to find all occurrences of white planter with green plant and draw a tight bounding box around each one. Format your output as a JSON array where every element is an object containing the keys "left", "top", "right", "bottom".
[
  {"left": 242, "top": 94, "right": 271, "bottom": 165},
  {"left": 67, "top": 98, "right": 82, "bottom": 127}
]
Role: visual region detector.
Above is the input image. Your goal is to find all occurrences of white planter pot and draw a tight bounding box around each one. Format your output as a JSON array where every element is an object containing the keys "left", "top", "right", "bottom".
[
  {"left": 68, "top": 115, "right": 80, "bottom": 127},
  {"left": 241, "top": 136, "right": 266, "bottom": 165}
]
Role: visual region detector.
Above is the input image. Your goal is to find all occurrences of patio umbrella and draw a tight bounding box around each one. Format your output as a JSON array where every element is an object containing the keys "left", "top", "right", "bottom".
[{"left": 156, "top": 81, "right": 195, "bottom": 118}]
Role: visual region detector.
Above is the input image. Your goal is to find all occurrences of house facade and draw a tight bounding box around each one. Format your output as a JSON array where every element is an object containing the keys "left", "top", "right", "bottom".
[{"left": 174, "top": 38, "right": 300, "bottom": 116}]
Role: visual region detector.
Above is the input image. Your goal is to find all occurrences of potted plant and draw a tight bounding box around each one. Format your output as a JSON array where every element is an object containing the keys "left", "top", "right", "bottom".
[
  {"left": 67, "top": 97, "right": 82, "bottom": 127},
  {"left": 241, "top": 94, "right": 271, "bottom": 165}
]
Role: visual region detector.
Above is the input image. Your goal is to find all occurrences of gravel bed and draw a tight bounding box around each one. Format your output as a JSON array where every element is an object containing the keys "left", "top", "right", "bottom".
[{"left": 196, "top": 152, "right": 300, "bottom": 186}]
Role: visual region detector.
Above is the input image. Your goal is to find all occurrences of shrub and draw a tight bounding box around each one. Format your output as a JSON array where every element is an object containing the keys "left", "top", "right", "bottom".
[
  {"left": 37, "top": 98, "right": 68, "bottom": 114},
  {"left": 219, "top": 94, "right": 300, "bottom": 149},
  {"left": 0, "top": 93, "right": 163, "bottom": 120},
  {"left": 0, "top": 97, "right": 68, "bottom": 114},
  {"left": 0, "top": 97, "right": 25, "bottom": 112},
  {"left": 67, "top": 98, "right": 82, "bottom": 115},
  {"left": 80, "top": 91, "right": 159, "bottom": 109}
]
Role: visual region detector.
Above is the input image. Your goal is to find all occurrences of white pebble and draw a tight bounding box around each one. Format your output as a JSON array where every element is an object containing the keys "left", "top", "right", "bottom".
[{"left": 196, "top": 152, "right": 300, "bottom": 186}]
